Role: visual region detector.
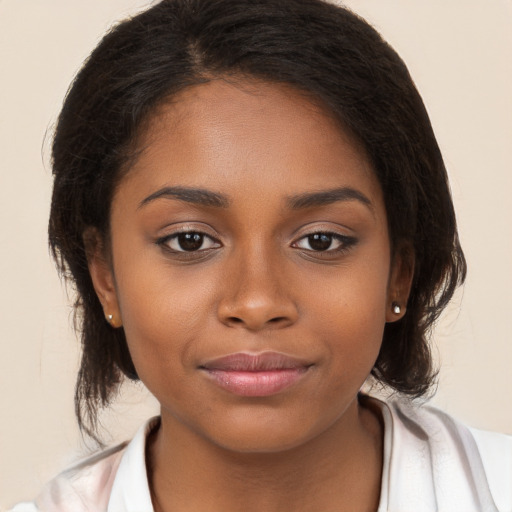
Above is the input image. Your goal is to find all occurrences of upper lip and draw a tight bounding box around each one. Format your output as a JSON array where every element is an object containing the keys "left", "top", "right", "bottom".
[{"left": 200, "top": 352, "right": 312, "bottom": 372}]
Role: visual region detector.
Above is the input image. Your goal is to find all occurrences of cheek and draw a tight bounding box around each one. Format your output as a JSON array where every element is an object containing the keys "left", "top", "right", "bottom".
[
  {"left": 113, "top": 252, "right": 219, "bottom": 377},
  {"left": 306, "top": 251, "right": 390, "bottom": 364}
]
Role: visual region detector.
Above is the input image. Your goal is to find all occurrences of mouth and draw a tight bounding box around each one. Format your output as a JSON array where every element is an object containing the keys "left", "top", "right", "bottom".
[{"left": 199, "top": 352, "right": 312, "bottom": 397}]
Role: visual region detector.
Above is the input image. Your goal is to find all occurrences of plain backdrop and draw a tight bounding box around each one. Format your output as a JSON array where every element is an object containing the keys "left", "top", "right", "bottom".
[{"left": 1, "top": 0, "right": 511, "bottom": 507}]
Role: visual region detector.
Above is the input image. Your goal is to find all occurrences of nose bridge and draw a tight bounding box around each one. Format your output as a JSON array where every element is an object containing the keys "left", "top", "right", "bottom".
[{"left": 218, "top": 238, "right": 297, "bottom": 330}]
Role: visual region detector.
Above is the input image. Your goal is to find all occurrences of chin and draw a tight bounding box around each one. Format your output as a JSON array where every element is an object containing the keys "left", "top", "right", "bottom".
[{"left": 197, "top": 409, "right": 326, "bottom": 455}]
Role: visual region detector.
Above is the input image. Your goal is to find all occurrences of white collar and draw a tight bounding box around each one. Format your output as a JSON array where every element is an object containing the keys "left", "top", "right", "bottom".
[
  {"left": 106, "top": 398, "right": 501, "bottom": 512},
  {"left": 107, "top": 416, "right": 158, "bottom": 511},
  {"left": 375, "top": 397, "right": 498, "bottom": 511}
]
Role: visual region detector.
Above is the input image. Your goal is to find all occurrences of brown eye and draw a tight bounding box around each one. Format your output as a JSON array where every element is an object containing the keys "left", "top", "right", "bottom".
[
  {"left": 177, "top": 233, "right": 204, "bottom": 251},
  {"left": 307, "top": 233, "right": 333, "bottom": 251},
  {"left": 163, "top": 232, "right": 219, "bottom": 252},
  {"left": 296, "top": 233, "right": 339, "bottom": 252},
  {"left": 293, "top": 232, "right": 357, "bottom": 254}
]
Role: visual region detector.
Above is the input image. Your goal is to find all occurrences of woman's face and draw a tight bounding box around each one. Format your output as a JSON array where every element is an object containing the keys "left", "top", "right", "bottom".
[{"left": 91, "top": 79, "right": 408, "bottom": 452}]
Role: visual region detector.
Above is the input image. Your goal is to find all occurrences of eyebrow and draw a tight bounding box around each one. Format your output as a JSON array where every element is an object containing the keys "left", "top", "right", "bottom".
[
  {"left": 138, "top": 185, "right": 373, "bottom": 212},
  {"left": 138, "top": 186, "right": 230, "bottom": 209},
  {"left": 286, "top": 187, "right": 373, "bottom": 211}
]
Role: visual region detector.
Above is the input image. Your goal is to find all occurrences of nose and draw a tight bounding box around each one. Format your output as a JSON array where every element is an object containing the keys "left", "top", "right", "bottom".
[{"left": 217, "top": 247, "right": 299, "bottom": 331}]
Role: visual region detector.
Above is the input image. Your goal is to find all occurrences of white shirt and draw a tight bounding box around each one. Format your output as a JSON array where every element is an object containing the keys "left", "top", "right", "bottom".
[{"left": 11, "top": 398, "right": 512, "bottom": 512}]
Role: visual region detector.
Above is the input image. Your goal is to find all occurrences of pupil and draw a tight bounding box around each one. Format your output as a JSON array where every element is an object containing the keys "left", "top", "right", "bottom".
[
  {"left": 309, "top": 233, "right": 332, "bottom": 251},
  {"left": 178, "top": 233, "right": 203, "bottom": 251}
]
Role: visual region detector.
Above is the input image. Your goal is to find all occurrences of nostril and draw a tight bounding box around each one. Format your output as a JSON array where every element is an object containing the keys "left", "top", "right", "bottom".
[
  {"left": 218, "top": 298, "right": 299, "bottom": 331},
  {"left": 269, "top": 317, "right": 286, "bottom": 324},
  {"left": 225, "top": 315, "right": 290, "bottom": 329}
]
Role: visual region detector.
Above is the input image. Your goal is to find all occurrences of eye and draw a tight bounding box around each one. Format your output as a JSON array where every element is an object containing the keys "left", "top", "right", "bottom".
[
  {"left": 158, "top": 231, "right": 220, "bottom": 252},
  {"left": 293, "top": 232, "right": 356, "bottom": 253}
]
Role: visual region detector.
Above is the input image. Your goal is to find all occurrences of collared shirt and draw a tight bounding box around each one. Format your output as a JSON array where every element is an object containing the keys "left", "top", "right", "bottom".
[{"left": 11, "top": 398, "right": 512, "bottom": 512}]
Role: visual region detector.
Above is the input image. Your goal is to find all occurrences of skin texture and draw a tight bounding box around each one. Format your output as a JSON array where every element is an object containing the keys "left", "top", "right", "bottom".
[{"left": 89, "top": 79, "right": 413, "bottom": 512}]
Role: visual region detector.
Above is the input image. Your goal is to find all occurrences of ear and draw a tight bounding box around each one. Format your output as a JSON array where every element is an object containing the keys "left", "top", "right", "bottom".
[
  {"left": 386, "top": 241, "right": 415, "bottom": 323},
  {"left": 83, "top": 227, "right": 123, "bottom": 328}
]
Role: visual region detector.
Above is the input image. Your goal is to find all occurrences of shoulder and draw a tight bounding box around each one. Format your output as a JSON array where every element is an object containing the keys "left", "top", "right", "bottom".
[
  {"left": 9, "top": 416, "right": 159, "bottom": 512},
  {"left": 470, "top": 425, "right": 512, "bottom": 512},
  {"left": 377, "top": 397, "right": 512, "bottom": 512},
  {"left": 10, "top": 443, "right": 127, "bottom": 512}
]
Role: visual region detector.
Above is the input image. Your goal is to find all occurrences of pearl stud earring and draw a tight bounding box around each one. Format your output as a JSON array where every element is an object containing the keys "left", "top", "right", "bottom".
[{"left": 392, "top": 302, "right": 401, "bottom": 315}]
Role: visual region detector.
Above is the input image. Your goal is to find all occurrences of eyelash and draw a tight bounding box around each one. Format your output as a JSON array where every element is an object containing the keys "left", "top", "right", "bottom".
[
  {"left": 155, "top": 230, "right": 221, "bottom": 258},
  {"left": 292, "top": 232, "right": 357, "bottom": 255},
  {"left": 155, "top": 230, "right": 357, "bottom": 258}
]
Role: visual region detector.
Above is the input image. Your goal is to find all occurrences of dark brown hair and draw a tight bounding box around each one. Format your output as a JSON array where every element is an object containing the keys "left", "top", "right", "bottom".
[{"left": 49, "top": 0, "right": 466, "bottom": 440}]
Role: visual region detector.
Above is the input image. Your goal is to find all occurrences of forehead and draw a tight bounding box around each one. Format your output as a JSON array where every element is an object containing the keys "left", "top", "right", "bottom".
[{"left": 118, "top": 78, "right": 383, "bottom": 211}]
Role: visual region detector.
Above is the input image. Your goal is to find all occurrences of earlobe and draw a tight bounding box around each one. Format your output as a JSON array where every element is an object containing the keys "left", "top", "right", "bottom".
[
  {"left": 386, "top": 242, "right": 415, "bottom": 323},
  {"left": 83, "top": 227, "right": 123, "bottom": 328}
]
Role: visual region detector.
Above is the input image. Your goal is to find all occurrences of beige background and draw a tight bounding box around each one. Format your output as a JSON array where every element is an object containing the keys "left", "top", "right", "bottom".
[{"left": 1, "top": 0, "right": 511, "bottom": 507}]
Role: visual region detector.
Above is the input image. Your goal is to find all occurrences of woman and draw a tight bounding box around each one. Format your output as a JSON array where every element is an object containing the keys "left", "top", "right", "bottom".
[{"left": 11, "top": 0, "right": 511, "bottom": 510}]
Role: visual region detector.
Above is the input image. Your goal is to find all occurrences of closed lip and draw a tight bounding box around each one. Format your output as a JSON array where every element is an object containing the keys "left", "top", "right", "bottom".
[
  {"left": 199, "top": 351, "right": 312, "bottom": 372},
  {"left": 199, "top": 352, "right": 313, "bottom": 397}
]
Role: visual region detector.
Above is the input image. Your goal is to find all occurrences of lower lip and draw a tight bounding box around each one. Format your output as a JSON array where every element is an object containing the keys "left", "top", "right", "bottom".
[{"left": 203, "top": 368, "right": 309, "bottom": 397}]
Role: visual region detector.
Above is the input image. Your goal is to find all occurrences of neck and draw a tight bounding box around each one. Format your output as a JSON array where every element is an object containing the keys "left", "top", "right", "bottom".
[{"left": 147, "top": 397, "right": 383, "bottom": 512}]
